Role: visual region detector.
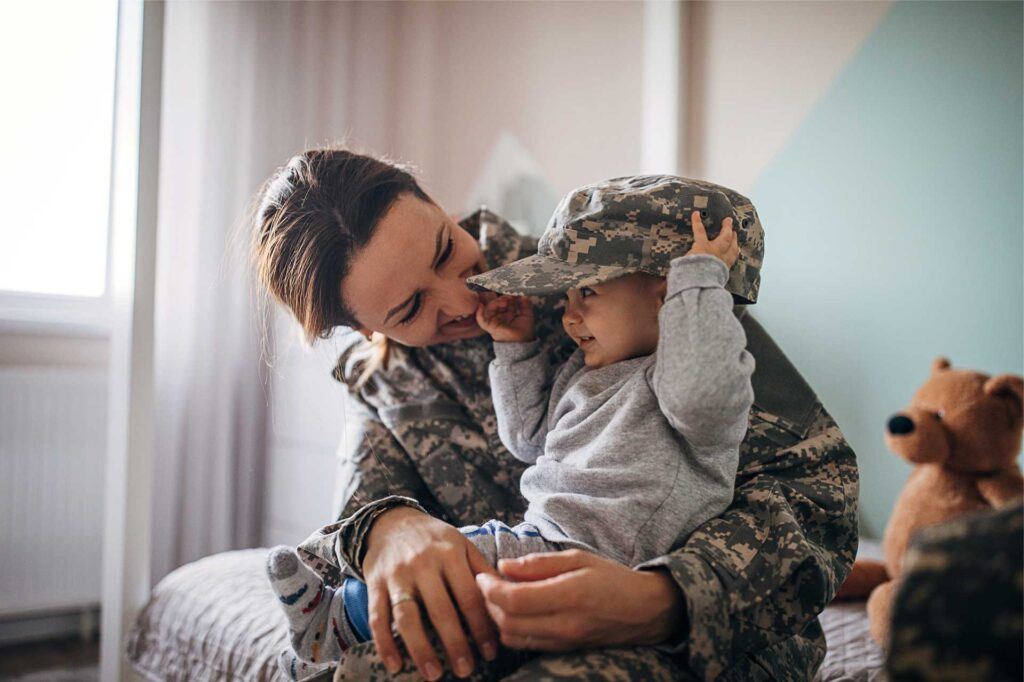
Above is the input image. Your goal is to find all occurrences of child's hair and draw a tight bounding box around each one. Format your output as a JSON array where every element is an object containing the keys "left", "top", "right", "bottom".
[{"left": 250, "top": 145, "right": 431, "bottom": 345}]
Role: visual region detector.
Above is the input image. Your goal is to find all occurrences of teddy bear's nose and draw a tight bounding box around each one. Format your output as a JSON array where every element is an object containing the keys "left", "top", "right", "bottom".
[{"left": 887, "top": 415, "right": 915, "bottom": 435}]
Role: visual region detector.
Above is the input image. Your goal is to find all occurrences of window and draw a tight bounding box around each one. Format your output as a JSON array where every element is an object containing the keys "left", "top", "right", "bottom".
[{"left": 0, "top": 1, "right": 118, "bottom": 301}]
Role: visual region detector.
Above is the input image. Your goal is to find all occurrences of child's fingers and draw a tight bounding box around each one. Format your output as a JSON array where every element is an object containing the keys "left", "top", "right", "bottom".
[
  {"left": 483, "top": 296, "right": 509, "bottom": 319},
  {"left": 485, "top": 299, "right": 509, "bottom": 326},
  {"left": 713, "top": 217, "right": 734, "bottom": 244},
  {"left": 726, "top": 229, "right": 740, "bottom": 265},
  {"left": 691, "top": 211, "right": 708, "bottom": 243}
]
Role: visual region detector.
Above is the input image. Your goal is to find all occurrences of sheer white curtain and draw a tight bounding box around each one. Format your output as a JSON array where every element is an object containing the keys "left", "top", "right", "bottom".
[{"left": 150, "top": 0, "right": 388, "bottom": 580}]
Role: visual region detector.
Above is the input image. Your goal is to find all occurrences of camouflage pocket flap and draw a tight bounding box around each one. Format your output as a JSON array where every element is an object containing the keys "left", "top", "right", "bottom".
[
  {"left": 748, "top": 406, "right": 806, "bottom": 449},
  {"left": 378, "top": 400, "right": 467, "bottom": 429}
]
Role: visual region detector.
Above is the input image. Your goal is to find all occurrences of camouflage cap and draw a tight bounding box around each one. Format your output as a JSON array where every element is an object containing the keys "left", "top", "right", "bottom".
[{"left": 466, "top": 175, "right": 764, "bottom": 304}]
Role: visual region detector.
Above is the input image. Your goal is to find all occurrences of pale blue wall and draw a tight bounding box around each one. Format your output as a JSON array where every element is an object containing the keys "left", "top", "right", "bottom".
[{"left": 750, "top": 1, "right": 1023, "bottom": 537}]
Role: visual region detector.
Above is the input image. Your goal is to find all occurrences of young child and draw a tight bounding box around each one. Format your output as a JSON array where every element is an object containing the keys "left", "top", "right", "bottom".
[{"left": 266, "top": 175, "right": 760, "bottom": 672}]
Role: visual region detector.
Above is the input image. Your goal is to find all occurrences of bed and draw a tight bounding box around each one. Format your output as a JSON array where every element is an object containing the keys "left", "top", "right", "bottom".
[{"left": 126, "top": 541, "right": 885, "bottom": 681}]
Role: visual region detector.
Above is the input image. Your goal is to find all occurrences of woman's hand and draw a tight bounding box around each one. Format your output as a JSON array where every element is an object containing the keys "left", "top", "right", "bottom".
[
  {"left": 475, "top": 549, "right": 685, "bottom": 651},
  {"left": 362, "top": 507, "right": 500, "bottom": 679},
  {"left": 475, "top": 295, "right": 536, "bottom": 343},
  {"left": 687, "top": 211, "right": 739, "bottom": 268}
]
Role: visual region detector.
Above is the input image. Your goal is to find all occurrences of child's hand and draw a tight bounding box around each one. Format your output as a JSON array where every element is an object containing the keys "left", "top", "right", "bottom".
[
  {"left": 685, "top": 211, "right": 739, "bottom": 268},
  {"left": 476, "top": 295, "right": 536, "bottom": 343}
]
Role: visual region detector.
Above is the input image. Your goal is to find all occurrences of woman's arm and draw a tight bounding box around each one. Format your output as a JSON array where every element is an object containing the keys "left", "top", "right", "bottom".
[
  {"left": 633, "top": 403, "right": 858, "bottom": 678},
  {"left": 297, "top": 412, "right": 440, "bottom": 584},
  {"left": 334, "top": 412, "right": 442, "bottom": 521},
  {"left": 360, "top": 504, "right": 500, "bottom": 679},
  {"left": 298, "top": 408, "right": 500, "bottom": 680}
]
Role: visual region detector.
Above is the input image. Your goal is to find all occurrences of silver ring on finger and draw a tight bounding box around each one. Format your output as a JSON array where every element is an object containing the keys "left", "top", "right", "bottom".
[{"left": 390, "top": 591, "right": 417, "bottom": 608}]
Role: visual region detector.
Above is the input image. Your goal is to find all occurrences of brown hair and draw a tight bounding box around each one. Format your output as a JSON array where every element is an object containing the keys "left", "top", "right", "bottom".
[{"left": 251, "top": 146, "right": 430, "bottom": 346}]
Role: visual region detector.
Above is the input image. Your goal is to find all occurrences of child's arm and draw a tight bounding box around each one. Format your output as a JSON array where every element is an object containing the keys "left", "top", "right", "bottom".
[
  {"left": 477, "top": 295, "right": 556, "bottom": 464},
  {"left": 651, "top": 214, "right": 755, "bottom": 451}
]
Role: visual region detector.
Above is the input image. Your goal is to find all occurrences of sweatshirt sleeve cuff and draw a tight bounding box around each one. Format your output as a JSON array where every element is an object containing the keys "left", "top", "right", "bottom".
[
  {"left": 666, "top": 254, "right": 729, "bottom": 296},
  {"left": 634, "top": 550, "right": 731, "bottom": 679},
  {"left": 492, "top": 338, "right": 543, "bottom": 365}
]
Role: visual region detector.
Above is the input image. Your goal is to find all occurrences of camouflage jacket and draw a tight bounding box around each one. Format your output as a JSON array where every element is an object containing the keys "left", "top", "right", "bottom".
[{"left": 298, "top": 208, "right": 859, "bottom": 680}]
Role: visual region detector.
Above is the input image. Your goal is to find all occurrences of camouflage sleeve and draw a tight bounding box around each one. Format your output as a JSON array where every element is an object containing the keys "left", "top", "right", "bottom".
[
  {"left": 296, "top": 494, "right": 428, "bottom": 586},
  {"left": 635, "top": 405, "right": 859, "bottom": 680},
  {"left": 331, "top": 408, "right": 443, "bottom": 522},
  {"left": 295, "top": 404, "right": 443, "bottom": 587}
]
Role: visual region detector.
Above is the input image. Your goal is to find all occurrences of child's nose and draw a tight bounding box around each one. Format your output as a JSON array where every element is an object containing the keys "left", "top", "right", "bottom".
[{"left": 562, "top": 300, "right": 582, "bottom": 325}]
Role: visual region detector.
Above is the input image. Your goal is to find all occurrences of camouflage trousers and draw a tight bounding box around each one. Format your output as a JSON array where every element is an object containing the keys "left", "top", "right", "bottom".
[{"left": 331, "top": 642, "right": 691, "bottom": 681}]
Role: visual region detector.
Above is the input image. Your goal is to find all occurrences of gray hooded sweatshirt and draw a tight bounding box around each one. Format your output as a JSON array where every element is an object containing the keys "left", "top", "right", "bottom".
[{"left": 489, "top": 254, "right": 755, "bottom": 566}]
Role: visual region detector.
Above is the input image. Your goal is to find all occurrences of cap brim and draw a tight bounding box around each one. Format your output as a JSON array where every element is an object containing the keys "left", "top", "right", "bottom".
[{"left": 466, "top": 254, "right": 635, "bottom": 296}]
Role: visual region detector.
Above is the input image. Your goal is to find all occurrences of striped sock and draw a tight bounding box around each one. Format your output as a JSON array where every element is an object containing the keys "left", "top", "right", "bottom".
[
  {"left": 266, "top": 546, "right": 361, "bottom": 664},
  {"left": 276, "top": 649, "right": 333, "bottom": 681}
]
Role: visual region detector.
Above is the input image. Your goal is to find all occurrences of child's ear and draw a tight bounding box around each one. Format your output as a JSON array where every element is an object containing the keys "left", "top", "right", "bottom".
[{"left": 654, "top": 277, "right": 668, "bottom": 302}]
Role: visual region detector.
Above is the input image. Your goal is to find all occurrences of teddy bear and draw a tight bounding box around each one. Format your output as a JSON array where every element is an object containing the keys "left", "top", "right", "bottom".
[{"left": 838, "top": 357, "right": 1023, "bottom": 646}]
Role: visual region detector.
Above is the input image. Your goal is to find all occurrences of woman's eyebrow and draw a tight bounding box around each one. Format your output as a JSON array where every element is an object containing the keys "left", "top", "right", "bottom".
[
  {"left": 382, "top": 222, "right": 446, "bottom": 326},
  {"left": 429, "top": 222, "right": 447, "bottom": 269}
]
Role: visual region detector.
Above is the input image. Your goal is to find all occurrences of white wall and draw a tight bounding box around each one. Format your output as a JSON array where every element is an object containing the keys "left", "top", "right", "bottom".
[
  {"left": 688, "top": 1, "right": 892, "bottom": 190},
  {"left": 346, "top": 1, "right": 647, "bottom": 211},
  {"left": 261, "top": 313, "right": 349, "bottom": 546}
]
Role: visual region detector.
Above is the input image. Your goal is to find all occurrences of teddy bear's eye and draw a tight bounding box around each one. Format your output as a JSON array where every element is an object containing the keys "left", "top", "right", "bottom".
[{"left": 935, "top": 410, "right": 945, "bottom": 419}]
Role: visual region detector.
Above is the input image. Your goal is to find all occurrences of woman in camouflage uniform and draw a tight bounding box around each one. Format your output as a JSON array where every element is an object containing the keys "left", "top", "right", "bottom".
[{"left": 253, "top": 148, "right": 859, "bottom": 681}]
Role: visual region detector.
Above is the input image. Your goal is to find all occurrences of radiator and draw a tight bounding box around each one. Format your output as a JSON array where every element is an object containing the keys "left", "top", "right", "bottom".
[{"left": 0, "top": 368, "right": 107, "bottom": 618}]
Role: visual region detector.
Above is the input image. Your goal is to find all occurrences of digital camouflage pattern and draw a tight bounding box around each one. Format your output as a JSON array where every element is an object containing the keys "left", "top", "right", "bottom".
[
  {"left": 294, "top": 207, "right": 859, "bottom": 681},
  {"left": 466, "top": 175, "right": 764, "bottom": 304},
  {"left": 331, "top": 641, "right": 693, "bottom": 681},
  {"left": 887, "top": 503, "right": 1023, "bottom": 682}
]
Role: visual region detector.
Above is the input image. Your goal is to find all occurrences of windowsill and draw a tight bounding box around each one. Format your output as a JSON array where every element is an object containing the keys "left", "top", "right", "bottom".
[{"left": 0, "top": 293, "right": 111, "bottom": 338}]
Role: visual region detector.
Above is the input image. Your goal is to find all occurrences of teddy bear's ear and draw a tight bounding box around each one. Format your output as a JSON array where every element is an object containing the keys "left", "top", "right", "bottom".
[
  {"left": 931, "top": 357, "right": 952, "bottom": 375},
  {"left": 984, "top": 374, "right": 1024, "bottom": 422}
]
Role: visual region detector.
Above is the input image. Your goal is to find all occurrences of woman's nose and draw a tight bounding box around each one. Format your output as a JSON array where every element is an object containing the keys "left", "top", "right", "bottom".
[{"left": 437, "top": 277, "right": 479, "bottom": 317}]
